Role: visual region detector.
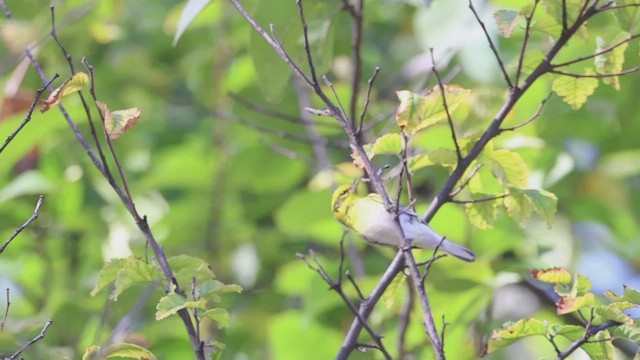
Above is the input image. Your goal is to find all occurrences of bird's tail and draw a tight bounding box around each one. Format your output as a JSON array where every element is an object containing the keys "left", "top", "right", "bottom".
[{"left": 439, "top": 239, "right": 476, "bottom": 262}]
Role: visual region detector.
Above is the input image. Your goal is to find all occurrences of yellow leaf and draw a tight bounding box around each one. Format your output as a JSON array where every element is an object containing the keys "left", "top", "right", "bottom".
[
  {"left": 97, "top": 101, "right": 141, "bottom": 140},
  {"left": 531, "top": 267, "right": 571, "bottom": 284},
  {"left": 40, "top": 72, "right": 90, "bottom": 112},
  {"left": 551, "top": 71, "right": 599, "bottom": 110}
]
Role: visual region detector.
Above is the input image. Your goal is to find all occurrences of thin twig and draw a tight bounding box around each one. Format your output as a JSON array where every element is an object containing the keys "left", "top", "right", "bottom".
[
  {"left": 552, "top": 33, "right": 640, "bottom": 68},
  {"left": 430, "top": 49, "right": 462, "bottom": 161},
  {"left": 451, "top": 193, "right": 508, "bottom": 204},
  {"left": 468, "top": 0, "right": 513, "bottom": 88},
  {"left": 396, "top": 280, "right": 413, "bottom": 360},
  {"left": 514, "top": 0, "right": 539, "bottom": 88},
  {"left": 1, "top": 289, "right": 9, "bottom": 332},
  {"left": 7, "top": 320, "right": 52, "bottom": 360},
  {"left": 0, "top": 76, "right": 58, "bottom": 155},
  {"left": 341, "top": 0, "right": 364, "bottom": 129},
  {"left": 550, "top": 67, "right": 640, "bottom": 78},
  {"left": 0, "top": 196, "right": 44, "bottom": 254},
  {"left": 501, "top": 93, "right": 551, "bottom": 132},
  {"left": 556, "top": 320, "right": 620, "bottom": 359},
  {"left": 357, "top": 66, "right": 380, "bottom": 135}
]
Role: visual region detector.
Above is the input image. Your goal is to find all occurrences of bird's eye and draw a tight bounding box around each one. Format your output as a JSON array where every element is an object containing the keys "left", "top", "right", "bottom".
[{"left": 340, "top": 189, "right": 349, "bottom": 196}]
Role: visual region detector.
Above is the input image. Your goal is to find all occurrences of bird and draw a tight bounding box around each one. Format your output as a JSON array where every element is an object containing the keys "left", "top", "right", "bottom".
[{"left": 331, "top": 183, "right": 476, "bottom": 262}]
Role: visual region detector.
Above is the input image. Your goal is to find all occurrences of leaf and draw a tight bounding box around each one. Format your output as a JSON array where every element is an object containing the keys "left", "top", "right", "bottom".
[
  {"left": 611, "top": 322, "right": 640, "bottom": 343},
  {"left": 581, "top": 330, "right": 615, "bottom": 360},
  {"left": 486, "top": 149, "right": 529, "bottom": 187},
  {"left": 506, "top": 188, "right": 558, "bottom": 227},
  {"left": 622, "top": 286, "right": 640, "bottom": 305},
  {"left": 494, "top": 10, "right": 521, "bottom": 38},
  {"left": 575, "top": 274, "right": 592, "bottom": 295},
  {"left": 595, "top": 33, "right": 629, "bottom": 90},
  {"left": 173, "top": 0, "right": 212, "bottom": 46},
  {"left": 531, "top": 267, "right": 572, "bottom": 284},
  {"left": 97, "top": 101, "right": 141, "bottom": 140},
  {"left": 542, "top": 0, "right": 584, "bottom": 27},
  {"left": 156, "top": 292, "right": 207, "bottom": 320},
  {"left": 112, "top": 258, "right": 163, "bottom": 300},
  {"left": 91, "top": 258, "right": 129, "bottom": 297},
  {"left": 202, "top": 308, "right": 231, "bottom": 328},
  {"left": 363, "top": 133, "right": 403, "bottom": 157},
  {"left": 485, "top": 318, "right": 547, "bottom": 354},
  {"left": 556, "top": 293, "right": 595, "bottom": 315},
  {"left": 83, "top": 343, "right": 157, "bottom": 360},
  {"left": 551, "top": 71, "right": 599, "bottom": 110},
  {"left": 197, "top": 279, "right": 242, "bottom": 303},
  {"left": 395, "top": 85, "right": 472, "bottom": 134},
  {"left": 595, "top": 302, "right": 636, "bottom": 325},
  {"left": 614, "top": 0, "right": 640, "bottom": 33},
  {"left": 40, "top": 72, "right": 89, "bottom": 112},
  {"left": 465, "top": 196, "right": 499, "bottom": 230},
  {"left": 169, "top": 255, "right": 216, "bottom": 285},
  {"left": 383, "top": 272, "right": 406, "bottom": 309},
  {"left": 407, "top": 148, "right": 458, "bottom": 172}
]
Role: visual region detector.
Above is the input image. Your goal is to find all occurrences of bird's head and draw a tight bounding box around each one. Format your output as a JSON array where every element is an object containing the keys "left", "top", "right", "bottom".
[{"left": 331, "top": 182, "right": 359, "bottom": 224}]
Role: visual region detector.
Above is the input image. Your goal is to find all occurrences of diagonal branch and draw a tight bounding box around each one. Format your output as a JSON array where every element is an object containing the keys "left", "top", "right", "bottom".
[{"left": 0, "top": 196, "right": 44, "bottom": 254}]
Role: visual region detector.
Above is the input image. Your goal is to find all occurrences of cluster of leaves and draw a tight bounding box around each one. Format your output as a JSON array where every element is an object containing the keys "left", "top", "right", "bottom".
[{"left": 488, "top": 267, "right": 640, "bottom": 359}]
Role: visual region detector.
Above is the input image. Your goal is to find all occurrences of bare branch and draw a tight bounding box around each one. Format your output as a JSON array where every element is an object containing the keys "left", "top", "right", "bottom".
[
  {"left": 550, "top": 67, "right": 640, "bottom": 78},
  {"left": 452, "top": 193, "right": 509, "bottom": 204},
  {"left": 430, "top": 49, "right": 462, "bottom": 161},
  {"left": 357, "top": 66, "right": 380, "bottom": 135},
  {"left": 0, "top": 76, "right": 58, "bottom": 155},
  {"left": 501, "top": 93, "right": 551, "bottom": 132},
  {"left": 514, "top": 0, "right": 539, "bottom": 88},
  {"left": 552, "top": 33, "right": 640, "bottom": 68},
  {"left": 0, "top": 196, "right": 44, "bottom": 254},
  {"left": 1, "top": 289, "right": 9, "bottom": 332},
  {"left": 468, "top": 0, "right": 513, "bottom": 88},
  {"left": 7, "top": 319, "right": 53, "bottom": 360}
]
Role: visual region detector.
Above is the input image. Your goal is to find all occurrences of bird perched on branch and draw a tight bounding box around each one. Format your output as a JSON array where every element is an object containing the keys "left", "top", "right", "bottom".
[{"left": 331, "top": 183, "right": 476, "bottom": 262}]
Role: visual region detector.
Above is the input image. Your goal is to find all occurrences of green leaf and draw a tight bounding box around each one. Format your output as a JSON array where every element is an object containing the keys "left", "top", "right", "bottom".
[
  {"left": 383, "top": 272, "right": 406, "bottom": 309},
  {"left": 575, "top": 274, "right": 592, "bottom": 295},
  {"left": 169, "top": 255, "right": 216, "bottom": 285},
  {"left": 97, "top": 101, "right": 141, "bottom": 141},
  {"left": 40, "top": 72, "right": 90, "bottom": 112},
  {"left": 395, "top": 85, "right": 472, "bottom": 133},
  {"left": 465, "top": 196, "right": 499, "bottom": 230},
  {"left": 551, "top": 71, "right": 599, "bottom": 110},
  {"left": 580, "top": 330, "right": 615, "bottom": 360},
  {"left": 407, "top": 148, "right": 458, "bottom": 172},
  {"left": 614, "top": 0, "right": 640, "bottom": 33},
  {"left": 486, "top": 149, "right": 529, "bottom": 187},
  {"left": 113, "top": 258, "right": 163, "bottom": 300},
  {"left": 83, "top": 343, "right": 157, "bottom": 360},
  {"left": 156, "top": 292, "right": 207, "bottom": 320},
  {"left": 595, "top": 33, "right": 629, "bottom": 90},
  {"left": 494, "top": 10, "right": 521, "bottom": 38},
  {"left": 486, "top": 318, "right": 548, "bottom": 354},
  {"left": 556, "top": 293, "right": 595, "bottom": 314},
  {"left": 622, "top": 286, "right": 640, "bottom": 305},
  {"left": 506, "top": 188, "right": 558, "bottom": 227},
  {"left": 595, "top": 302, "right": 635, "bottom": 325},
  {"left": 91, "top": 258, "right": 130, "bottom": 297},
  {"left": 197, "top": 279, "right": 242, "bottom": 303},
  {"left": 363, "top": 133, "right": 403, "bottom": 157},
  {"left": 542, "top": 0, "right": 584, "bottom": 27},
  {"left": 202, "top": 308, "right": 231, "bottom": 328},
  {"left": 611, "top": 322, "right": 640, "bottom": 343},
  {"left": 531, "top": 267, "right": 572, "bottom": 284}
]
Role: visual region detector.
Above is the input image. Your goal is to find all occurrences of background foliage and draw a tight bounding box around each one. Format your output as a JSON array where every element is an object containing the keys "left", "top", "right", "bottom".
[{"left": 1, "top": 0, "right": 640, "bottom": 359}]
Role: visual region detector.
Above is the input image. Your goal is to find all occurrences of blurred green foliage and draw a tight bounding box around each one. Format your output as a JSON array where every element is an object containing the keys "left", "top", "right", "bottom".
[{"left": 0, "top": 0, "right": 639, "bottom": 359}]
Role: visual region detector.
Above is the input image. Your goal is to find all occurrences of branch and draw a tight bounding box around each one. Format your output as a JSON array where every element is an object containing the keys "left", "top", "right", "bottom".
[
  {"left": 0, "top": 76, "right": 58, "bottom": 155},
  {"left": 557, "top": 320, "right": 621, "bottom": 359},
  {"left": 552, "top": 33, "right": 640, "bottom": 68},
  {"left": 430, "top": 49, "right": 462, "bottom": 160},
  {"left": 7, "top": 319, "right": 52, "bottom": 360},
  {"left": 357, "top": 66, "right": 380, "bottom": 134},
  {"left": 340, "top": 0, "right": 364, "bottom": 129},
  {"left": 500, "top": 93, "right": 551, "bottom": 132},
  {"left": 0, "top": 196, "right": 44, "bottom": 254},
  {"left": 297, "top": 250, "right": 392, "bottom": 360},
  {"left": 468, "top": 0, "right": 513, "bottom": 88},
  {"left": 514, "top": 0, "right": 539, "bottom": 88},
  {"left": 550, "top": 67, "right": 640, "bottom": 78}
]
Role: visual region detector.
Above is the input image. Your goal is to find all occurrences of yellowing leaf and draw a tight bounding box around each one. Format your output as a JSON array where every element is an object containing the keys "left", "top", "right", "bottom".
[
  {"left": 531, "top": 267, "right": 572, "bottom": 283},
  {"left": 556, "top": 293, "right": 595, "bottom": 314},
  {"left": 494, "top": 10, "right": 521, "bottom": 38},
  {"left": 595, "top": 33, "right": 629, "bottom": 90},
  {"left": 363, "top": 133, "right": 403, "bottom": 157},
  {"left": 407, "top": 148, "right": 458, "bottom": 172},
  {"left": 485, "top": 318, "right": 547, "bottom": 354},
  {"left": 465, "top": 197, "right": 499, "bottom": 230},
  {"left": 551, "top": 71, "right": 599, "bottom": 110},
  {"left": 40, "top": 72, "right": 90, "bottom": 112},
  {"left": 595, "top": 303, "right": 635, "bottom": 325},
  {"left": 383, "top": 272, "right": 405, "bottom": 309},
  {"left": 395, "top": 85, "right": 472, "bottom": 134},
  {"left": 487, "top": 149, "right": 529, "bottom": 187},
  {"left": 506, "top": 187, "right": 558, "bottom": 227},
  {"left": 90, "top": 258, "right": 130, "bottom": 297},
  {"left": 85, "top": 343, "right": 157, "bottom": 360},
  {"left": 97, "top": 101, "right": 141, "bottom": 140}
]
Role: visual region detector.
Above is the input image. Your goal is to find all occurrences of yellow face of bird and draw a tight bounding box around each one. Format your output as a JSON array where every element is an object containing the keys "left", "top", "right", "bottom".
[{"left": 331, "top": 183, "right": 358, "bottom": 224}]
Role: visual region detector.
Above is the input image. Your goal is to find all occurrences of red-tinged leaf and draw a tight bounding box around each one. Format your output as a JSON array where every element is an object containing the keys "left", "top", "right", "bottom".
[
  {"left": 556, "top": 293, "right": 595, "bottom": 315},
  {"left": 40, "top": 72, "right": 89, "bottom": 112},
  {"left": 97, "top": 101, "right": 141, "bottom": 140},
  {"left": 531, "top": 267, "right": 572, "bottom": 284}
]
